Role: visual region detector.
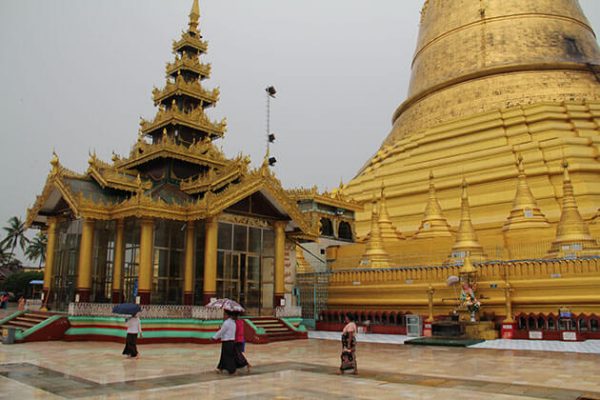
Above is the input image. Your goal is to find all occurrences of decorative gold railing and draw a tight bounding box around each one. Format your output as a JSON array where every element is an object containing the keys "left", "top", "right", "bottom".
[{"left": 328, "top": 258, "right": 600, "bottom": 285}]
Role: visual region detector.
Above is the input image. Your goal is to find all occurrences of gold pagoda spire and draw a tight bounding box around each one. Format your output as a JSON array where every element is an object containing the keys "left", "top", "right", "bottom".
[
  {"left": 377, "top": 182, "right": 404, "bottom": 242},
  {"left": 450, "top": 178, "right": 485, "bottom": 262},
  {"left": 188, "top": 0, "right": 201, "bottom": 34},
  {"left": 414, "top": 171, "right": 453, "bottom": 239},
  {"left": 547, "top": 160, "right": 599, "bottom": 257},
  {"left": 361, "top": 197, "right": 391, "bottom": 268},
  {"left": 295, "top": 245, "right": 314, "bottom": 274},
  {"left": 503, "top": 154, "right": 550, "bottom": 231}
]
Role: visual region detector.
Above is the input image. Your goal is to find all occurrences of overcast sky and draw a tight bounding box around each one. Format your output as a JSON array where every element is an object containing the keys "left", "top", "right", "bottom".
[{"left": 1, "top": 0, "right": 599, "bottom": 252}]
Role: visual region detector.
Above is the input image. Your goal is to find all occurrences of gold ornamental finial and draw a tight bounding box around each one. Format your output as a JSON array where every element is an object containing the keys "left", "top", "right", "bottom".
[
  {"left": 459, "top": 253, "right": 477, "bottom": 275},
  {"left": 50, "top": 151, "right": 60, "bottom": 173},
  {"left": 361, "top": 196, "right": 391, "bottom": 268},
  {"left": 450, "top": 177, "right": 485, "bottom": 262},
  {"left": 547, "top": 159, "right": 599, "bottom": 257},
  {"left": 188, "top": 0, "right": 201, "bottom": 34},
  {"left": 378, "top": 181, "right": 404, "bottom": 241},
  {"left": 415, "top": 170, "right": 453, "bottom": 238},
  {"left": 503, "top": 153, "right": 549, "bottom": 232}
]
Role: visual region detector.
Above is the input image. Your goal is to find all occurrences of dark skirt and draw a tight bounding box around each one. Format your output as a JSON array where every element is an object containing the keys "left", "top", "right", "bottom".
[
  {"left": 234, "top": 341, "right": 248, "bottom": 365},
  {"left": 122, "top": 333, "right": 138, "bottom": 357},
  {"left": 340, "top": 332, "right": 357, "bottom": 371},
  {"left": 218, "top": 341, "right": 248, "bottom": 374}
]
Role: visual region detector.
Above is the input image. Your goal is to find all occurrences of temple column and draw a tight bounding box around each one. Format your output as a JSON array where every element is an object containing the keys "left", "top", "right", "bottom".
[
  {"left": 111, "top": 219, "right": 125, "bottom": 303},
  {"left": 273, "top": 221, "right": 287, "bottom": 307},
  {"left": 503, "top": 282, "right": 514, "bottom": 323},
  {"left": 138, "top": 218, "right": 154, "bottom": 305},
  {"left": 426, "top": 285, "right": 435, "bottom": 322},
  {"left": 202, "top": 216, "right": 218, "bottom": 304},
  {"left": 76, "top": 219, "right": 95, "bottom": 303},
  {"left": 42, "top": 217, "right": 59, "bottom": 303},
  {"left": 183, "top": 222, "right": 195, "bottom": 305}
]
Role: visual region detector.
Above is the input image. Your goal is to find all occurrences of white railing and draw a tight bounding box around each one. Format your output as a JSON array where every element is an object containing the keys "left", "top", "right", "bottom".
[
  {"left": 67, "top": 303, "right": 224, "bottom": 320},
  {"left": 275, "top": 306, "right": 302, "bottom": 318},
  {"left": 25, "top": 299, "right": 42, "bottom": 311}
]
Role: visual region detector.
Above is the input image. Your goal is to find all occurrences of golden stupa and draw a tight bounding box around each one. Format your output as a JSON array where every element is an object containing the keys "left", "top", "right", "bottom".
[{"left": 344, "top": 0, "right": 600, "bottom": 257}]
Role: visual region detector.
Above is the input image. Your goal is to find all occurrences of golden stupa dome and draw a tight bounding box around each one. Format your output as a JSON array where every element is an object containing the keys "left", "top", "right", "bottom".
[{"left": 384, "top": 0, "right": 600, "bottom": 146}]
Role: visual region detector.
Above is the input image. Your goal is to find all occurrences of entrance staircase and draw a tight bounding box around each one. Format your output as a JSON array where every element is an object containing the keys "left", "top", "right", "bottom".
[
  {"left": 1, "top": 311, "right": 69, "bottom": 343},
  {"left": 246, "top": 317, "right": 306, "bottom": 343}
]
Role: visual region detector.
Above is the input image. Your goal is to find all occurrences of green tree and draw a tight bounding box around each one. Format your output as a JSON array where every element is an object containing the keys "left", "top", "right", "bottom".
[
  {"left": 25, "top": 232, "right": 47, "bottom": 268},
  {"left": 0, "top": 216, "right": 30, "bottom": 260},
  {"left": 1, "top": 271, "right": 44, "bottom": 298}
]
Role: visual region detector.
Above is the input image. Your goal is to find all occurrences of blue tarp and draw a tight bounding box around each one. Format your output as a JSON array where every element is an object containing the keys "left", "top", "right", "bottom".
[{"left": 112, "top": 303, "right": 141, "bottom": 315}]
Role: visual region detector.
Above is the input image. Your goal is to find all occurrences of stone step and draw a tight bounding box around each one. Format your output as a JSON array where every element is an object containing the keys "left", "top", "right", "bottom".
[{"left": 3, "top": 320, "right": 36, "bottom": 329}]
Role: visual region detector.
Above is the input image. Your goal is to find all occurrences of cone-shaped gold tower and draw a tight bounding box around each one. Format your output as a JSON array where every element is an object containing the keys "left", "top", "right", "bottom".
[
  {"left": 344, "top": 0, "right": 600, "bottom": 255},
  {"left": 361, "top": 198, "right": 391, "bottom": 268},
  {"left": 295, "top": 245, "right": 314, "bottom": 274},
  {"left": 503, "top": 155, "right": 550, "bottom": 231},
  {"left": 450, "top": 179, "right": 485, "bottom": 262},
  {"left": 547, "top": 161, "right": 599, "bottom": 257},
  {"left": 414, "top": 171, "right": 453, "bottom": 239},
  {"left": 378, "top": 183, "right": 404, "bottom": 242}
]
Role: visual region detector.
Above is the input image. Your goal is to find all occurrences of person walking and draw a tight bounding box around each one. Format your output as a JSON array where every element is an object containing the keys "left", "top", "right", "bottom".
[
  {"left": 122, "top": 312, "right": 142, "bottom": 359},
  {"left": 212, "top": 310, "right": 247, "bottom": 374},
  {"left": 233, "top": 312, "right": 250, "bottom": 373},
  {"left": 339, "top": 313, "right": 358, "bottom": 375},
  {"left": 18, "top": 296, "right": 25, "bottom": 311}
]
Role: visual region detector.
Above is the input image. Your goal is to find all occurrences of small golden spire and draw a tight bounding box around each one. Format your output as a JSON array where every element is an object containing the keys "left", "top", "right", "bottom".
[
  {"left": 503, "top": 153, "right": 549, "bottom": 231},
  {"left": 361, "top": 195, "right": 391, "bottom": 268},
  {"left": 547, "top": 160, "right": 599, "bottom": 257},
  {"left": 188, "top": 0, "right": 201, "bottom": 34},
  {"left": 378, "top": 182, "right": 404, "bottom": 241},
  {"left": 50, "top": 151, "right": 60, "bottom": 173},
  {"left": 295, "top": 245, "right": 314, "bottom": 274},
  {"left": 450, "top": 178, "right": 485, "bottom": 262},
  {"left": 415, "top": 171, "right": 453, "bottom": 238},
  {"left": 459, "top": 253, "right": 477, "bottom": 275}
]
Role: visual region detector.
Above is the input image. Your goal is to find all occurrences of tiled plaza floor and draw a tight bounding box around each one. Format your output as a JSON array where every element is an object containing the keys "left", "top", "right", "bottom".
[
  {"left": 1, "top": 339, "right": 600, "bottom": 399},
  {"left": 308, "top": 331, "right": 600, "bottom": 354}
]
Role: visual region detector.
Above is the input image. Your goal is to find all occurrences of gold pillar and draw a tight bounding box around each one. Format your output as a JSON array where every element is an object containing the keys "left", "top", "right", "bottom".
[
  {"left": 273, "top": 221, "right": 287, "bottom": 306},
  {"left": 503, "top": 282, "right": 514, "bottom": 323},
  {"left": 184, "top": 222, "right": 195, "bottom": 305},
  {"left": 111, "top": 219, "right": 125, "bottom": 303},
  {"left": 138, "top": 218, "right": 154, "bottom": 305},
  {"left": 426, "top": 285, "right": 435, "bottom": 322},
  {"left": 203, "top": 216, "right": 218, "bottom": 304},
  {"left": 76, "top": 219, "right": 95, "bottom": 302},
  {"left": 42, "top": 217, "right": 59, "bottom": 303}
]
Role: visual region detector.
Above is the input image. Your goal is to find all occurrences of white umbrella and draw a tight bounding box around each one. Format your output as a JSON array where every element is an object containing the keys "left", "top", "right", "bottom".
[
  {"left": 206, "top": 298, "right": 245, "bottom": 312},
  {"left": 446, "top": 275, "right": 460, "bottom": 286}
]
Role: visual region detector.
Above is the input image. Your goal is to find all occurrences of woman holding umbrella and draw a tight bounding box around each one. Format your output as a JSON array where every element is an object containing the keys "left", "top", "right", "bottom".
[{"left": 209, "top": 299, "right": 248, "bottom": 374}]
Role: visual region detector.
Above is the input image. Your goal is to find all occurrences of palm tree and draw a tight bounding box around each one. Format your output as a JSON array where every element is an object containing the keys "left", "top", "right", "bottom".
[
  {"left": 1, "top": 216, "right": 30, "bottom": 259},
  {"left": 26, "top": 232, "right": 47, "bottom": 268}
]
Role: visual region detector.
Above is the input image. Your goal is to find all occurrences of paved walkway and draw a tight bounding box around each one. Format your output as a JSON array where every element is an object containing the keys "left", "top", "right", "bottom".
[
  {"left": 1, "top": 339, "right": 600, "bottom": 399},
  {"left": 309, "top": 331, "right": 600, "bottom": 354}
]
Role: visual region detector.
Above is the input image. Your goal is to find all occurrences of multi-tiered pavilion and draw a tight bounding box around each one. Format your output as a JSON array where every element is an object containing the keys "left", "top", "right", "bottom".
[{"left": 25, "top": 1, "right": 350, "bottom": 313}]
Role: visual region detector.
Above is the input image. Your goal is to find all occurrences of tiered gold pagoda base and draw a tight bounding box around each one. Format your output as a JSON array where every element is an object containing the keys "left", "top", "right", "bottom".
[{"left": 463, "top": 321, "right": 499, "bottom": 341}]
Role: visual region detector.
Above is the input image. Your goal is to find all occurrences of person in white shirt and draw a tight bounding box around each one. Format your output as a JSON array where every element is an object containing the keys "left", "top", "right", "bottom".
[
  {"left": 212, "top": 310, "right": 247, "bottom": 374},
  {"left": 122, "top": 312, "right": 142, "bottom": 359}
]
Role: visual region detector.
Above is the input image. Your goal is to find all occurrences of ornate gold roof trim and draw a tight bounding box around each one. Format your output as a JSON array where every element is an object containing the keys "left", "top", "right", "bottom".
[
  {"left": 180, "top": 157, "right": 249, "bottom": 194},
  {"left": 173, "top": 32, "right": 208, "bottom": 53},
  {"left": 116, "top": 137, "right": 227, "bottom": 170},
  {"left": 152, "top": 76, "right": 219, "bottom": 105},
  {"left": 166, "top": 54, "right": 211, "bottom": 78},
  {"left": 140, "top": 106, "right": 226, "bottom": 137},
  {"left": 287, "top": 187, "right": 363, "bottom": 212}
]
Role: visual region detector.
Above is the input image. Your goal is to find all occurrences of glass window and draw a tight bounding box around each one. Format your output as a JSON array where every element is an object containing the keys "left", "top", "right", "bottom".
[
  {"left": 234, "top": 225, "right": 247, "bottom": 252},
  {"left": 218, "top": 223, "right": 232, "bottom": 250},
  {"left": 249, "top": 228, "right": 261, "bottom": 253}
]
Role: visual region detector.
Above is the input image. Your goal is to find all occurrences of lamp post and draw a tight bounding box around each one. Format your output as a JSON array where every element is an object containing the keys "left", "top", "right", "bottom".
[{"left": 265, "top": 86, "right": 277, "bottom": 166}]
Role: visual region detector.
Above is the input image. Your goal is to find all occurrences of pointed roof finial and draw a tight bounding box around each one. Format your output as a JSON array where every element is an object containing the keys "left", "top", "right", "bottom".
[
  {"left": 415, "top": 170, "right": 453, "bottom": 238},
  {"left": 378, "top": 181, "right": 404, "bottom": 241},
  {"left": 50, "top": 150, "right": 59, "bottom": 172},
  {"left": 361, "top": 195, "right": 391, "bottom": 268},
  {"left": 547, "top": 159, "right": 599, "bottom": 257},
  {"left": 188, "top": 0, "right": 201, "bottom": 34},
  {"left": 450, "top": 177, "right": 485, "bottom": 262}
]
